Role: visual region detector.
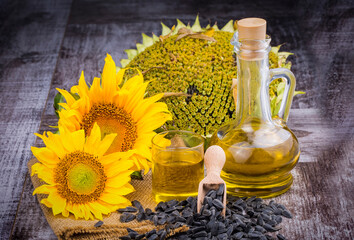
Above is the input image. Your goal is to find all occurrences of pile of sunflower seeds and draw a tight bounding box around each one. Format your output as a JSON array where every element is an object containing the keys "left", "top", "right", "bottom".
[{"left": 115, "top": 185, "right": 292, "bottom": 240}]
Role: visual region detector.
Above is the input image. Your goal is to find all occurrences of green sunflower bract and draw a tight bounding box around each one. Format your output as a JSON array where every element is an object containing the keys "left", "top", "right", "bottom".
[{"left": 120, "top": 17, "right": 305, "bottom": 136}]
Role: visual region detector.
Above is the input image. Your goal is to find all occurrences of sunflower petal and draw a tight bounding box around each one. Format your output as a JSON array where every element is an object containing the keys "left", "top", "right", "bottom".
[
  {"left": 96, "top": 133, "right": 117, "bottom": 157},
  {"left": 40, "top": 198, "right": 53, "bottom": 208},
  {"left": 48, "top": 191, "right": 66, "bottom": 216},
  {"left": 33, "top": 184, "right": 55, "bottom": 195},
  {"left": 100, "top": 151, "right": 136, "bottom": 165},
  {"left": 56, "top": 88, "right": 76, "bottom": 107},
  {"left": 100, "top": 192, "right": 130, "bottom": 205},
  {"left": 31, "top": 163, "right": 55, "bottom": 185},
  {"left": 31, "top": 147, "right": 58, "bottom": 167},
  {"left": 106, "top": 172, "right": 133, "bottom": 189},
  {"left": 102, "top": 54, "right": 118, "bottom": 101}
]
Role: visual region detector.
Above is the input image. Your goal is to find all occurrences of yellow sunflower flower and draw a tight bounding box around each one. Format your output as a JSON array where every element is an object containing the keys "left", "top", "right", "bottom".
[
  {"left": 31, "top": 123, "right": 135, "bottom": 220},
  {"left": 57, "top": 54, "right": 172, "bottom": 173}
]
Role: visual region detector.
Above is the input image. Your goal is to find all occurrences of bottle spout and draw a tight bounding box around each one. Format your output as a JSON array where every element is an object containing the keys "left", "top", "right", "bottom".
[{"left": 231, "top": 18, "right": 270, "bottom": 60}]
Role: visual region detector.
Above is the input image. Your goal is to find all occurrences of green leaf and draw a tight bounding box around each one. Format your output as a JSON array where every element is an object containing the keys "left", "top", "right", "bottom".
[
  {"left": 120, "top": 59, "right": 130, "bottom": 68},
  {"left": 124, "top": 49, "right": 138, "bottom": 60},
  {"left": 142, "top": 33, "right": 154, "bottom": 47},
  {"left": 175, "top": 19, "right": 186, "bottom": 33},
  {"left": 161, "top": 22, "right": 171, "bottom": 36},
  {"left": 221, "top": 20, "right": 234, "bottom": 33},
  {"left": 270, "top": 44, "right": 282, "bottom": 54},
  {"left": 136, "top": 43, "right": 145, "bottom": 54},
  {"left": 152, "top": 34, "right": 159, "bottom": 43},
  {"left": 53, "top": 92, "right": 65, "bottom": 118},
  {"left": 183, "top": 135, "right": 205, "bottom": 148},
  {"left": 191, "top": 15, "right": 202, "bottom": 32},
  {"left": 276, "top": 81, "right": 286, "bottom": 95},
  {"left": 131, "top": 171, "right": 143, "bottom": 180},
  {"left": 294, "top": 91, "right": 306, "bottom": 96}
]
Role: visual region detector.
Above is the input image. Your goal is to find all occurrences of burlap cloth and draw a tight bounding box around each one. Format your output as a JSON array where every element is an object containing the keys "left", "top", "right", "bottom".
[{"left": 28, "top": 158, "right": 164, "bottom": 240}]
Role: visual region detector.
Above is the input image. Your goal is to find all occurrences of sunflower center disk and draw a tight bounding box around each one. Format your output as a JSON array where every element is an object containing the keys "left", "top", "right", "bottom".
[
  {"left": 81, "top": 103, "right": 138, "bottom": 154},
  {"left": 54, "top": 151, "right": 107, "bottom": 204},
  {"left": 67, "top": 163, "right": 98, "bottom": 195}
]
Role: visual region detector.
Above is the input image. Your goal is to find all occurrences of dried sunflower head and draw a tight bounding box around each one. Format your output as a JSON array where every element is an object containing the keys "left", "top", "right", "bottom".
[{"left": 120, "top": 16, "right": 304, "bottom": 136}]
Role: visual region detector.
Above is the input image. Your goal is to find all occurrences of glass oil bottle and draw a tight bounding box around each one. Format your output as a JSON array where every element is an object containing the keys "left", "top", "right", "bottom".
[{"left": 210, "top": 18, "right": 300, "bottom": 198}]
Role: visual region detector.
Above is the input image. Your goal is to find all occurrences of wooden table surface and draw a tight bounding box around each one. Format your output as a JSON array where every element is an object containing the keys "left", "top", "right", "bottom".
[{"left": 1, "top": 0, "right": 353, "bottom": 239}]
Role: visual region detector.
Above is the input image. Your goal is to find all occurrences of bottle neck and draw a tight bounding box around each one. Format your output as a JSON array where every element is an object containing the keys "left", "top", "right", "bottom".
[{"left": 233, "top": 37, "right": 273, "bottom": 125}]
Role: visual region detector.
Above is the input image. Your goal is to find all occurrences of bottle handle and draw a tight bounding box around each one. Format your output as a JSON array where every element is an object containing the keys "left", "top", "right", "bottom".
[{"left": 268, "top": 68, "right": 296, "bottom": 123}]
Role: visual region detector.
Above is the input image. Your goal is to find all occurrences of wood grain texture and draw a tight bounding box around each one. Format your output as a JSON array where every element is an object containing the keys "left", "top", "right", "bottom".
[
  {"left": 0, "top": 0, "right": 72, "bottom": 239},
  {"left": 2, "top": 0, "right": 353, "bottom": 239}
]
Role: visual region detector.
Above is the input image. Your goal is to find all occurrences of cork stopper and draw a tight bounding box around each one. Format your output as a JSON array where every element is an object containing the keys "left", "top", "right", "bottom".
[
  {"left": 236, "top": 18, "right": 267, "bottom": 60},
  {"left": 237, "top": 18, "right": 266, "bottom": 40}
]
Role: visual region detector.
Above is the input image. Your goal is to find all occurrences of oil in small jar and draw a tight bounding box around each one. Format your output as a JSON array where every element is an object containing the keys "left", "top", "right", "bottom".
[{"left": 152, "top": 150, "right": 204, "bottom": 202}]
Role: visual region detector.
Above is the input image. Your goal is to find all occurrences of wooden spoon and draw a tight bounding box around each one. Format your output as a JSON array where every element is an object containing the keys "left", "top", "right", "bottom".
[{"left": 197, "top": 145, "right": 227, "bottom": 216}]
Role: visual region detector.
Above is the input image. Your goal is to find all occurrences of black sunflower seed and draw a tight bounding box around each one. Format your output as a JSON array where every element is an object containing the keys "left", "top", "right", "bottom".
[
  {"left": 94, "top": 220, "right": 103, "bottom": 228},
  {"left": 255, "top": 225, "right": 267, "bottom": 233},
  {"left": 146, "top": 229, "right": 156, "bottom": 238},
  {"left": 132, "top": 200, "right": 144, "bottom": 212},
  {"left": 277, "top": 233, "right": 287, "bottom": 240},
  {"left": 234, "top": 231, "right": 244, "bottom": 239},
  {"left": 152, "top": 215, "right": 158, "bottom": 226},
  {"left": 281, "top": 210, "right": 292, "bottom": 218},
  {"left": 263, "top": 223, "right": 281, "bottom": 232},
  {"left": 155, "top": 202, "right": 167, "bottom": 212},
  {"left": 118, "top": 206, "right": 138, "bottom": 213},
  {"left": 217, "top": 232, "right": 228, "bottom": 239},
  {"left": 119, "top": 236, "right": 130, "bottom": 240},
  {"left": 274, "top": 215, "right": 282, "bottom": 224},
  {"left": 128, "top": 230, "right": 139, "bottom": 239},
  {"left": 135, "top": 234, "right": 145, "bottom": 240},
  {"left": 212, "top": 199, "right": 224, "bottom": 210},
  {"left": 160, "top": 230, "right": 167, "bottom": 240},
  {"left": 147, "top": 233, "right": 158, "bottom": 240},
  {"left": 158, "top": 217, "right": 167, "bottom": 225},
  {"left": 167, "top": 199, "right": 179, "bottom": 208}
]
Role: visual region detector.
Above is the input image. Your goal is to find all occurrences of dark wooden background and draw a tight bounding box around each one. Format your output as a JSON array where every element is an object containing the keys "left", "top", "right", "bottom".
[{"left": 0, "top": 0, "right": 353, "bottom": 239}]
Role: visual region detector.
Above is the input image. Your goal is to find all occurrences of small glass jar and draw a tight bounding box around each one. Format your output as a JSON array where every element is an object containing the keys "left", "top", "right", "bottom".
[{"left": 151, "top": 130, "right": 204, "bottom": 202}]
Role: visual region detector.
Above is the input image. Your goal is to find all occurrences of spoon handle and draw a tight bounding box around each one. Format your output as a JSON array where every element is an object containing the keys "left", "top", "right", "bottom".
[{"left": 204, "top": 145, "right": 226, "bottom": 177}]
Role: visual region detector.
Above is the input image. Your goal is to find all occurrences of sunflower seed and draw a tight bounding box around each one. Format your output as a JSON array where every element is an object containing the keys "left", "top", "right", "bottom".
[
  {"left": 131, "top": 200, "right": 143, "bottom": 212},
  {"left": 94, "top": 220, "right": 103, "bottom": 228},
  {"left": 160, "top": 230, "right": 167, "bottom": 240},
  {"left": 234, "top": 231, "right": 244, "bottom": 239},
  {"left": 118, "top": 206, "right": 138, "bottom": 213},
  {"left": 255, "top": 225, "right": 267, "bottom": 233},
  {"left": 119, "top": 236, "right": 130, "bottom": 240},
  {"left": 167, "top": 199, "right": 179, "bottom": 207},
  {"left": 217, "top": 232, "right": 228, "bottom": 239},
  {"left": 212, "top": 199, "right": 224, "bottom": 210},
  {"left": 136, "top": 212, "right": 145, "bottom": 222},
  {"left": 281, "top": 210, "right": 292, "bottom": 218},
  {"left": 147, "top": 233, "right": 158, "bottom": 240},
  {"left": 263, "top": 223, "right": 281, "bottom": 232},
  {"left": 146, "top": 229, "right": 156, "bottom": 238},
  {"left": 277, "top": 233, "right": 287, "bottom": 240}
]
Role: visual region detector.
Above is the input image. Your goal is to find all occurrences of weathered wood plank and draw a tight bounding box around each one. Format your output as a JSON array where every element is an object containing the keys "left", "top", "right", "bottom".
[
  {"left": 0, "top": 0, "right": 72, "bottom": 239},
  {"left": 9, "top": 0, "right": 354, "bottom": 239}
]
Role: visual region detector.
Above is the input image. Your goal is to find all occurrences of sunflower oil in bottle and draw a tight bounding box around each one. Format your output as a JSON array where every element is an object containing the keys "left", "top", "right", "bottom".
[
  {"left": 152, "top": 150, "right": 204, "bottom": 202},
  {"left": 210, "top": 18, "right": 300, "bottom": 198}
]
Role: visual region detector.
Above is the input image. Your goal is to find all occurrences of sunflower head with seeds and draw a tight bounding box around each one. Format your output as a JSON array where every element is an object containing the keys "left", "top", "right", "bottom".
[
  {"left": 120, "top": 16, "right": 305, "bottom": 136},
  {"left": 31, "top": 124, "right": 136, "bottom": 220}
]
